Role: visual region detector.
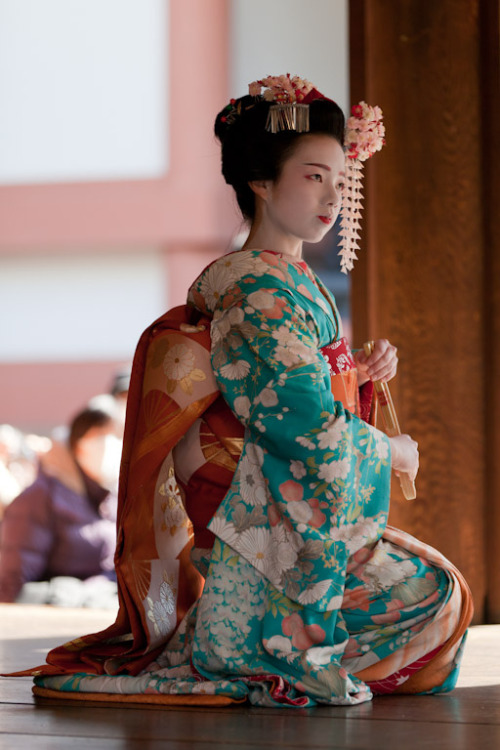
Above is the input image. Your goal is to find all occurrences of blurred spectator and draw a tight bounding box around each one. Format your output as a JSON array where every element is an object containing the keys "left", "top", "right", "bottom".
[
  {"left": 0, "top": 425, "right": 50, "bottom": 519},
  {"left": 0, "top": 425, "right": 24, "bottom": 512},
  {"left": 109, "top": 364, "right": 131, "bottom": 436},
  {"left": 0, "top": 400, "right": 122, "bottom": 608}
]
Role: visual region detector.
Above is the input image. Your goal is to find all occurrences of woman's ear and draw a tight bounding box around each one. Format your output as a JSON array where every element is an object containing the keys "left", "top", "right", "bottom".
[{"left": 248, "top": 180, "right": 269, "bottom": 202}]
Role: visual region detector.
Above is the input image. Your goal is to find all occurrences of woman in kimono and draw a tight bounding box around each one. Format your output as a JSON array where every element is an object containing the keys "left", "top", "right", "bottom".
[{"left": 28, "top": 76, "right": 473, "bottom": 707}]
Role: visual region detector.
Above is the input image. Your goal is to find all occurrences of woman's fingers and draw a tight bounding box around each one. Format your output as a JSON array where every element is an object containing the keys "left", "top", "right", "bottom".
[{"left": 365, "top": 339, "right": 398, "bottom": 382}]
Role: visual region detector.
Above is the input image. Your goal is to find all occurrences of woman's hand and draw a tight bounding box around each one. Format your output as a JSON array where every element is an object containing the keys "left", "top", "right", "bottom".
[
  {"left": 389, "top": 434, "right": 419, "bottom": 482},
  {"left": 354, "top": 338, "right": 398, "bottom": 385}
]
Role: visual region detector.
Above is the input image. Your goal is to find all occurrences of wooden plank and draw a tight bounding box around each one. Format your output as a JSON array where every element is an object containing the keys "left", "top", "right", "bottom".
[
  {"left": 1, "top": 738, "right": 265, "bottom": 750},
  {"left": 1, "top": 606, "right": 500, "bottom": 749},
  {"left": 0, "top": 604, "right": 116, "bottom": 674},
  {"left": 1, "top": 704, "right": 500, "bottom": 749}
]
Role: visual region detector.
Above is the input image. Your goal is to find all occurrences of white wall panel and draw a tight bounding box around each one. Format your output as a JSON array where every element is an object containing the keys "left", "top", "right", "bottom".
[
  {"left": 0, "top": 0, "right": 168, "bottom": 184},
  {"left": 231, "top": 0, "right": 349, "bottom": 114},
  {"left": 0, "top": 250, "right": 167, "bottom": 361}
]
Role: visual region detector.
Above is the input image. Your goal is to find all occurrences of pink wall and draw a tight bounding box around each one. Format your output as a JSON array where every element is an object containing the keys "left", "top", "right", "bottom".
[
  {"left": 0, "top": 0, "right": 237, "bottom": 433},
  {"left": 0, "top": 362, "right": 129, "bottom": 434}
]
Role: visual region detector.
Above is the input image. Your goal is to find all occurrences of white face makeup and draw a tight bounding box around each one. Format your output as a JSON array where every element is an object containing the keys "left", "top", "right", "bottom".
[{"left": 250, "top": 135, "right": 346, "bottom": 257}]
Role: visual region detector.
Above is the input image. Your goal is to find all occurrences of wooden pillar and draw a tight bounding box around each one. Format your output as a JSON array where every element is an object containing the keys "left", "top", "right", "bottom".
[
  {"left": 349, "top": 0, "right": 499, "bottom": 622},
  {"left": 480, "top": 0, "right": 500, "bottom": 623}
]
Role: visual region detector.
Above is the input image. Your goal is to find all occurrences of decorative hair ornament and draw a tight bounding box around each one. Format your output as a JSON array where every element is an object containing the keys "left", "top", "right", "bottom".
[
  {"left": 338, "top": 102, "right": 385, "bottom": 273},
  {"left": 220, "top": 98, "right": 241, "bottom": 127},
  {"left": 243, "top": 76, "right": 386, "bottom": 273},
  {"left": 248, "top": 74, "right": 320, "bottom": 133}
]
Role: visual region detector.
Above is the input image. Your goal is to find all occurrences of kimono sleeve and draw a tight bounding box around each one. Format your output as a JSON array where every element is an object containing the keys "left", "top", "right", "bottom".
[{"left": 208, "top": 281, "right": 392, "bottom": 612}]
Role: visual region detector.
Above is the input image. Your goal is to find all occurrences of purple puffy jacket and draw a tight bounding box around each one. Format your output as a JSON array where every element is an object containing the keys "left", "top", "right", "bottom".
[{"left": 0, "top": 462, "right": 117, "bottom": 603}]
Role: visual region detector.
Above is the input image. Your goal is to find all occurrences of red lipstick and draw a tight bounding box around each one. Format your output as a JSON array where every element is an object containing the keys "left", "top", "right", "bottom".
[{"left": 318, "top": 216, "right": 333, "bottom": 225}]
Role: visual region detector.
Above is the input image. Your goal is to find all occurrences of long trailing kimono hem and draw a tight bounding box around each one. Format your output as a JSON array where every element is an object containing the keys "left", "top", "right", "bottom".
[{"left": 10, "top": 250, "right": 472, "bottom": 707}]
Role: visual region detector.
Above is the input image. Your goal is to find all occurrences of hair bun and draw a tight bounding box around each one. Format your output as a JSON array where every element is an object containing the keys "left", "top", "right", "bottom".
[{"left": 214, "top": 95, "right": 267, "bottom": 143}]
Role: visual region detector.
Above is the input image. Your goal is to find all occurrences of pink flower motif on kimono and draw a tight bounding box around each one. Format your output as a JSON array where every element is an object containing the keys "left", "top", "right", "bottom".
[
  {"left": 282, "top": 612, "right": 326, "bottom": 650},
  {"left": 189, "top": 288, "right": 206, "bottom": 312},
  {"left": 221, "top": 288, "right": 243, "bottom": 310},
  {"left": 268, "top": 500, "right": 282, "bottom": 527},
  {"left": 371, "top": 599, "right": 404, "bottom": 625},
  {"left": 267, "top": 266, "right": 290, "bottom": 283},
  {"left": 280, "top": 479, "right": 303, "bottom": 502},
  {"left": 297, "top": 283, "right": 314, "bottom": 301},
  {"left": 341, "top": 585, "right": 373, "bottom": 612},
  {"left": 306, "top": 498, "right": 327, "bottom": 529},
  {"left": 246, "top": 290, "right": 288, "bottom": 319},
  {"left": 343, "top": 637, "right": 361, "bottom": 660},
  {"left": 346, "top": 545, "right": 373, "bottom": 575},
  {"left": 279, "top": 480, "right": 327, "bottom": 528},
  {"left": 259, "top": 251, "right": 281, "bottom": 265}
]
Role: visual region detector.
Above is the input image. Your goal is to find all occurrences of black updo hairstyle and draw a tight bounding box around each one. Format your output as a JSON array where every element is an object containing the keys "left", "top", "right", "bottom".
[{"left": 214, "top": 95, "right": 345, "bottom": 221}]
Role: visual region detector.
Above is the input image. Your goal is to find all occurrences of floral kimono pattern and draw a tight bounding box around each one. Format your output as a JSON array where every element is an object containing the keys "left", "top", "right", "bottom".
[{"left": 27, "top": 250, "right": 472, "bottom": 707}]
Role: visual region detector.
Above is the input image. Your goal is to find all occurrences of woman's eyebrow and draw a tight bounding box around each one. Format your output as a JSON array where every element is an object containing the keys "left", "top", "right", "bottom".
[
  {"left": 303, "top": 162, "right": 346, "bottom": 176},
  {"left": 303, "top": 162, "right": 331, "bottom": 171}
]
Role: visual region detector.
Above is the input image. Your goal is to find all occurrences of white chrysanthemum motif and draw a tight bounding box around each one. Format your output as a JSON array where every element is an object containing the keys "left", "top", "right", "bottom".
[
  {"left": 318, "top": 457, "right": 350, "bottom": 482},
  {"left": 219, "top": 360, "right": 251, "bottom": 380},
  {"left": 236, "top": 527, "right": 272, "bottom": 573},
  {"left": 163, "top": 345, "right": 195, "bottom": 381},
  {"left": 212, "top": 306, "right": 245, "bottom": 345},
  {"left": 329, "top": 517, "right": 381, "bottom": 555},
  {"left": 297, "top": 579, "right": 331, "bottom": 605},
  {"left": 146, "top": 580, "right": 176, "bottom": 637},
  {"left": 239, "top": 455, "right": 267, "bottom": 506},
  {"left": 199, "top": 264, "right": 237, "bottom": 310},
  {"left": 208, "top": 517, "right": 239, "bottom": 549},
  {"left": 363, "top": 541, "right": 417, "bottom": 592},
  {"left": 268, "top": 527, "right": 301, "bottom": 583},
  {"left": 290, "top": 460, "right": 306, "bottom": 479},
  {"left": 246, "top": 442, "right": 264, "bottom": 466},
  {"left": 317, "top": 414, "right": 347, "bottom": 451},
  {"left": 273, "top": 541, "right": 299, "bottom": 572},
  {"left": 218, "top": 250, "right": 268, "bottom": 280}
]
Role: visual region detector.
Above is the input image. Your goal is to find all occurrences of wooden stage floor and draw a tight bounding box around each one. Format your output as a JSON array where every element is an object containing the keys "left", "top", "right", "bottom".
[{"left": 0, "top": 604, "right": 499, "bottom": 749}]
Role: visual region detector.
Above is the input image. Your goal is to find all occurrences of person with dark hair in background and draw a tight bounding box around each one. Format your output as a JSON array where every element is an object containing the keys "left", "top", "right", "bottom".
[
  {"left": 109, "top": 364, "right": 132, "bottom": 437},
  {"left": 26, "top": 75, "right": 472, "bottom": 706},
  {"left": 0, "top": 399, "right": 122, "bottom": 608}
]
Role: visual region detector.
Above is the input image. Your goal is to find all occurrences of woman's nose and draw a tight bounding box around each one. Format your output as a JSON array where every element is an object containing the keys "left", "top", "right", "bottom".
[{"left": 327, "top": 185, "right": 342, "bottom": 206}]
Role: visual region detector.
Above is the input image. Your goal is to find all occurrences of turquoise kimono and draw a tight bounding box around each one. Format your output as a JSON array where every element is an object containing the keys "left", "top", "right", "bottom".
[{"left": 33, "top": 250, "right": 471, "bottom": 706}]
